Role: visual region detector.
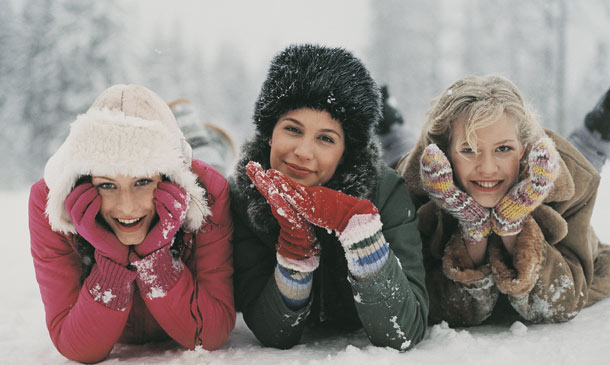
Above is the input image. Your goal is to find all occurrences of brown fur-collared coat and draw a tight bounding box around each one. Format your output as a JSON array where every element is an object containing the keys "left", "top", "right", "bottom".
[{"left": 396, "top": 129, "right": 610, "bottom": 326}]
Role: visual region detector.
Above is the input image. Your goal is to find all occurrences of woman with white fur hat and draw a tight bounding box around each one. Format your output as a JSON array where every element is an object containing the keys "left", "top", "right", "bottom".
[{"left": 28, "top": 84, "right": 235, "bottom": 363}]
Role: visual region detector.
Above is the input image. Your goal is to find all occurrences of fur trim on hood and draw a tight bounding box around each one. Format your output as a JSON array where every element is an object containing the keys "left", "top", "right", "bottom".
[
  {"left": 44, "top": 84, "right": 210, "bottom": 234},
  {"left": 233, "top": 44, "right": 382, "bottom": 236}
]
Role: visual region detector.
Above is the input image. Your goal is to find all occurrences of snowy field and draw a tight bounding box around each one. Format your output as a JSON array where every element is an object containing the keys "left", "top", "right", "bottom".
[{"left": 1, "top": 168, "right": 609, "bottom": 365}]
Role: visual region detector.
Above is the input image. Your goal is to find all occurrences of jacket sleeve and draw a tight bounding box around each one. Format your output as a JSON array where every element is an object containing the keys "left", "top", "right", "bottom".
[
  {"left": 347, "top": 169, "right": 428, "bottom": 350},
  {"left": 489, "top": 211, "right": 591, "bottom": 323},
  {"left": 29, "top": 179, "right": 132, "bottom": 363},
  {"left": 138, "top": 165, "right": 236, "bottom": 350},
  {"left": 231, "top": 182, "right": 310, "bottom": 349}
]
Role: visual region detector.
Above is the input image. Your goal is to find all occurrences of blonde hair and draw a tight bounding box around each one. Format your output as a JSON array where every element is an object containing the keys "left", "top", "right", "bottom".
[{"left": 422, "top": 75, "right": 544, "bottom": 158}]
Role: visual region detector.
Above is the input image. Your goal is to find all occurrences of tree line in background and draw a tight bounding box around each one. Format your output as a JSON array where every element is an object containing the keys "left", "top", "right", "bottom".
[
  {"left": 368, "top": 0, "right": 610, "bottom": 140},
  {"left": 0, "top": 0, "right": 255, "bottom": 189},
  {"left": 1, "top": 0, "right": 609, "bottom": 189}
]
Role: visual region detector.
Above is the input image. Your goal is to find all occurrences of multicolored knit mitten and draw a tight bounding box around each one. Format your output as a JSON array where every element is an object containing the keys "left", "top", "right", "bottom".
[
  {"left": 270, "top": 170, "right": 389, "bottom": 278},
  {"left": 420, "top": 144, "right": 492, "bottom": 244},
  {"left": 492, "top": 137, "right": 559, "bottom": 236}
]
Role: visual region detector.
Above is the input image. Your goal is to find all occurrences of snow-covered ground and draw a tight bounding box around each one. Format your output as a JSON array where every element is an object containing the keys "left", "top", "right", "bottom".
[{"left": 1, "top": 167, "right": 609, "bottom": 365}]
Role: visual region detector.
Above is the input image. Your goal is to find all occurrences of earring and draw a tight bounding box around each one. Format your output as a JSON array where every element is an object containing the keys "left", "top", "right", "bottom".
[{"left": 268, "top": 139, "right": 272, "bottom": 146}]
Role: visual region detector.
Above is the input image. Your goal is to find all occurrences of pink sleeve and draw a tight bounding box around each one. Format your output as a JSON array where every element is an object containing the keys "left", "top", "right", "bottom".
[
  {"left": 140, "top": 161, "right": 236, "bottom": 350},
  {"left": 28, "top": 179, "right": 132, "bottom": 363}
]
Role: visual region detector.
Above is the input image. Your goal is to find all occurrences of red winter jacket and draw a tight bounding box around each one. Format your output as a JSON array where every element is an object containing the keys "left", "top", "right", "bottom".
[{"left": 29, "top": 160, "right": 235, "bottom": 363}]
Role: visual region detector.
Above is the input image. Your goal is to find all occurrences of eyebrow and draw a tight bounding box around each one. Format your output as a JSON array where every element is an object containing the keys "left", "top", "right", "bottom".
[
  {"left": 495, "top": 139, "right": 518, "bottom": 145},
  {"left": 93, "top": 176, "right": 115, "bottom": 181},
  {"left": 283, "top": 118, "right": 344, "bottom": 139}
]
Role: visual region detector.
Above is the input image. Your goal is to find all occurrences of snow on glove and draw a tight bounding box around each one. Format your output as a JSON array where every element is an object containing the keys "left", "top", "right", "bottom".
[
  {"left": 492, "top": 137, "right": 560, "bottom": 236},
  {"left": 420, "top": 143, "right": 492, "bottom": 244},
  {"left": 246, "top": 161, "right": 320, "bottom": 272},
  {"left": 134, "top": 181, "right": 189, "bottom": 257},
  {"left": 270, "top": 170, "right": 389, "bottom": 278},
  {"left": 65, "top": 183, "right": 129, "bottom": 266},
  {"left": 130, "top": 246, "right": 184, "bottom": 300}
]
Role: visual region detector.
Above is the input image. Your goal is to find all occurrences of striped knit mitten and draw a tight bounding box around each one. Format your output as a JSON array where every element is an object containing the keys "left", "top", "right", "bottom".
[
  {"left": 270, "top": 170, "right": 388, "bottom": 278},
  {"left": 492, "top": 137, "right": 560, "bottom": 236},
  {"left": 420, "top": 143, "right": 491, "bottom": 244}
]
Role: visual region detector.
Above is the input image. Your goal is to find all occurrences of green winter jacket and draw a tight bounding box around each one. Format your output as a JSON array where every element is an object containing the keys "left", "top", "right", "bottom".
[{"left": 230, "top": 164, "right": 428, "bottom": 350}]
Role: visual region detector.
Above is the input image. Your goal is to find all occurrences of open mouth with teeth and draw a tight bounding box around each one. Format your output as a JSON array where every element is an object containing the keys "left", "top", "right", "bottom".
[
  {"left": 474, "top": 181, "right": 500, "bottom": 188},
  {"left": 115, "top": 217, "right": 144, "bottom": 227},
  {"left": 472, "top": 180, "right": 502, "bottom": 191}
]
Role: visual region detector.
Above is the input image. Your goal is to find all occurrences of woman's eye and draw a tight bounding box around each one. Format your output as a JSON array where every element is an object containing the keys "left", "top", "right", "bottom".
[
  {"left": 318, "top": 135, "right": 335, "bottom": 144},
  {"left": 460, "top": 147, "right": 474, "bottom": 154},
  {"left": 497, "top": 145, "right": 513, "bottom": 152},
  {"left": 97, "top": 182, "right": 115, "bottom": 190},
  {"left": 284, "top": 125, "right": 301, "bottom": 134},
  {"left": 135, "top": 178, "right": 153, "bottom": 186}
]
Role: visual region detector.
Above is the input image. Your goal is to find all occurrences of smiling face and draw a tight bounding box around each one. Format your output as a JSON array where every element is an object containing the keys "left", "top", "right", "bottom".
[
  {"left": 91, "top": 174, "right": 162, "bottom": 245},
  {"left": 449, "top": 113, "right": 525, "bottom": 208},
  {"left": 269, "top": 108, "right": 345, "bottom": 187}
]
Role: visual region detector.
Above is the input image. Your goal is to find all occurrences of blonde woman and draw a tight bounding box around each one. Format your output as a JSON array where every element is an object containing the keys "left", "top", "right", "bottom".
[{"left": 397, "top": 74, "right": 610, "bottom": 326}]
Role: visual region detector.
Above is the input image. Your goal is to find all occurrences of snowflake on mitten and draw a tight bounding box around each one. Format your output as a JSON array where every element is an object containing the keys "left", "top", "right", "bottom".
[{"left": 270, "top": 170, "right": 389, "bottom": 278}]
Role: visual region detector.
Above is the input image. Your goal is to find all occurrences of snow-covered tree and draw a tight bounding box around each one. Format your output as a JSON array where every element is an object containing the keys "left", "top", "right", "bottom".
[
  {"left": 206, "top": 42, "right": 253, "bottom": 142},
  {"left": 367, "top": 0, "right": 442, "bottom": 128},
  {"left": 0, "top": 1, "right": 30, "bottom": 188},
  {"left": 18, "top": 0, "right": 132, "bottom": 184}
]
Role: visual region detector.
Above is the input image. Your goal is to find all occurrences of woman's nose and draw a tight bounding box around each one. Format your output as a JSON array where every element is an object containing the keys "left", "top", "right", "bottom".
[
  {"left": 294, "top": 138, "right": 314, "bottom": 160},
  {"left": 477, "top": 152, "right": 499, "bottom": 175},
  {"left": 116, "top": 189, "right": 137, "bottom": 214}
]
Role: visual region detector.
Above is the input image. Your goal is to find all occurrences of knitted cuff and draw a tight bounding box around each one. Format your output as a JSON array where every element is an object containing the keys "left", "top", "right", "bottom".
[
  {"left": 86, "top": 251, "right": 136, "bottom": 311},
  {"left": 338, "top": 213, "right": 389, "bottom": 278},
  {"left": 275, "top": 264, "right": 313, "bottom": 309},
  {"left": 568, "top": 125, "right": 610, "bottom": 172},
  {"left": 277, "top": 252, "right": 320, "bottom": 273},
  {"left": 130, "top": 246, "right": 185, "bottom": 300}
]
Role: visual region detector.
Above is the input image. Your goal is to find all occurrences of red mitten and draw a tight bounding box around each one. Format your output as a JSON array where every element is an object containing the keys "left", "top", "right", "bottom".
[
  {"left": 246, "top": 161, "right": 319, "bottom": 272},
  {"left": 65, "top": 183, "right": 129, "bottom": 266},
  {"left": 270, "top": 170, "right": 389, "bottom": 277},
  {"left": 134, "top": 182, "right": 189, "bottom": 257},
  {"left": 270, "top": 171, "right": 378, "bottom": 234}
]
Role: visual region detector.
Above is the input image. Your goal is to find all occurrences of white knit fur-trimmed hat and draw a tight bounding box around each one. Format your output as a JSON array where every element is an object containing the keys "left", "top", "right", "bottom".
[{"left": 44, "top": 84, "right": 210, "bottom": 234}]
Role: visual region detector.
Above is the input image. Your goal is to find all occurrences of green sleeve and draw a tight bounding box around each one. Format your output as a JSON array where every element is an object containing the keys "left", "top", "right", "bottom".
[
  {"left": 348, "top": 166, "right": 429, "bottom": 350},
  {"left": 230, "top": 179, "right": 310, "bottom": 348}
]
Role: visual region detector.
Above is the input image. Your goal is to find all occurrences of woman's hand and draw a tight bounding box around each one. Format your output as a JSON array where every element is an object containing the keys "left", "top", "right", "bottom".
[
  {"left": 492, "top": 137, "right": 560, "bottom": 237},
  {"left": 246, "top": 161, "right": 319, "bottom": 272},
  {"left": 420, "top": 143, "right": 491, "bottom": 244},
  {"left": 65, "top": 183, "right": 129, "bottom": 266},
  {"left": 134, "top": 181, "right": 189, "bottom": 257},
  {"left": 269, "top": 169, "right": 379, "bottom": 236},
  {"left": 269, "top": 169, "right": 389, "bottom": 278}
]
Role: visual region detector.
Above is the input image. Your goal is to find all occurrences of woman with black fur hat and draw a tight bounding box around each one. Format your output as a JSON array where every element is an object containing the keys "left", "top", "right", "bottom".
[{"left": 230, "top": 44, "right": 428, "bottom": 351}]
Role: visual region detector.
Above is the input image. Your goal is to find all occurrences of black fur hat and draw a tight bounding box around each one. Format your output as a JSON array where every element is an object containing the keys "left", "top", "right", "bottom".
[
  {"left": 254, "top": 44, "right": 382, "bottom": 152},
  {"left": 236, "top": 44, "right": 382, "bottom": 201}
]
